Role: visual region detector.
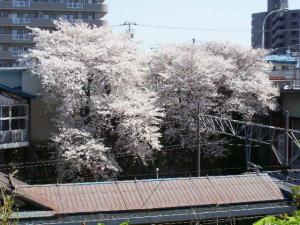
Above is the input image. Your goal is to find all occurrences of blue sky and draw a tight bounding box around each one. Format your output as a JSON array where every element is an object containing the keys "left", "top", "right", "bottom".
[{"left": 106, "top": 0, "right": 300, "bottom": 48}]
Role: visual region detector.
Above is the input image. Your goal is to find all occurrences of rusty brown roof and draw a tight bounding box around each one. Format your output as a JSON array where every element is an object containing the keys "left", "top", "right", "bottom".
[
  {"left": 14, "top": 173, "right": 285, "bottom": 215},
  {"left": 0, "top": 171, "right": 55, "bottom": 211}
]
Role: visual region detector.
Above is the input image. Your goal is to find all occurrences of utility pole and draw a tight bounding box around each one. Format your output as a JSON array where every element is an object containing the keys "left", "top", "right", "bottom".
[
  {"left": 285, "top": 111, "right": 290, "bottom": 168},
  {"left": 197, "top": 102, "right": 201, "bottom": 177},
  {"left": 123, "top": 21, "right": 137, "bottom": 38},
  {"left": 262, "top": 8, "right": 288, "bottom": 48},
  {"left": 245, "top": 128, "right": 252, "bottom": 171}
]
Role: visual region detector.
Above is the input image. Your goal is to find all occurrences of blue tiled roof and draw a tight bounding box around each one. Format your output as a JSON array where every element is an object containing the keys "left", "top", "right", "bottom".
[
  {"left": 0, "top": 67, "right": 26, "bottom": 72},
  {"left": 265, "top": 55, "right": 298, "bottom": 64},
  {"left": 0, "top": 83, "right": 35, "bottom": 99}
]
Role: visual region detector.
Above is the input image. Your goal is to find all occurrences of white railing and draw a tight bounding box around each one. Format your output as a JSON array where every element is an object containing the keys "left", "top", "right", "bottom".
[
  {"left": 270, "top": 70, "right": 295, "bottom": 77},
  {"left": 0, "top": 130, "right": 28, "bottom": 144},
  {"left": 12, "top": 17, "right": 31, "bottom": 24},
  {"left": 11, "top": 129, "right": 28, "bottom": 143},
  {"left": 272, "top": 80, "right": 300, "bottom": 90},
  {"left": 11, "top": 51, "right": 26, "bottom": 57},
  {"left": 12, "top": 33, "right": 30, "bottom": 40},
  {"left": 66, "top": 18, "right": 82, "bottom": 23},
  {"left": 66, "top": 2, "right": 83, "bottom": 8},
  {"left": 12, "top": 0, "right": 31, "bottom": 7}
]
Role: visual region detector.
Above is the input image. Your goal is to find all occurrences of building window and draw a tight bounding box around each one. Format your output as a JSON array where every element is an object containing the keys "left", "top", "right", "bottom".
[
  {"left": 0, "top": 106, "right": 9, "bottom": 132},
  {"left": 11, "top": 105, "right": 27, "bottom": 117},
  {"left": 0, "top": 105, "right": 28, "bottom": 132},
  {"left": 291, "top": 31, "right": 299, "bottom": 36},
  {"left": 12, "top": 17, "right": 30, "bottom": 24},
  {"left": 282, "top": 65, "right": 288, "bottom": 70},
  {"left": 66, "top": 2, "right": 83, "bottom": 8},
  {"left": 0, "top": 120, "right": 9, "bottom": 131},
  {"left": 291, "top": 40, "right": 299, "bottom": 45},
  {"left": 11, "top": 119, "right": 26, "bottom": 130},
  {"left": 291, "top": 13, "right": 299, "bottom": 19},
  {"left": 12, "top": 46, "right": 29, "bottom": 56},
  {"left": 12, "top": 1, "right": 31, "bottom": 7},
  {"left": 291, "top": 22, "right": 299, "bottom": 28},
  {"left": 1, "top": 106, "right": 9, "bottom": 118}
]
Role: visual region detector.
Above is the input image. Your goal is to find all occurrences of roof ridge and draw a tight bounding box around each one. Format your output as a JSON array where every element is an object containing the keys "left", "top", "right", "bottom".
[{"left": 17, "top": 173, "right": 269, "bottom": 187}]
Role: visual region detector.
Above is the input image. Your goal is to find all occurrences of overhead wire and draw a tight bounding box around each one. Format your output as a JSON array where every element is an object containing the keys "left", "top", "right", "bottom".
[
  {"left": 113, "top": 21, "right": 290, "bottom": 74},
  {"left": 0, "top": 142, "right": 263, "bottom": 171},
  {"left": 112, "top": 22, "right": 300, "bottom": 33},
  {"left": 8, "top": 165, "right": 289, "bottom": 184}
]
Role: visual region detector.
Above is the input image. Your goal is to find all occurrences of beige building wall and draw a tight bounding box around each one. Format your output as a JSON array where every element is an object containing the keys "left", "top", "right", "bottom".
[{"left": 21, "top": 70, "right": 56, "bottom": 144}]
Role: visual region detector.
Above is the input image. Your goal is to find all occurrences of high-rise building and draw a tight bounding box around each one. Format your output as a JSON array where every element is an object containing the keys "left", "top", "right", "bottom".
[
  {"left": 252, "top": 0, "right": 300, "bottom": 50},
  {"left": 0, "top": 0, "right": 108, "bottom": 67}
]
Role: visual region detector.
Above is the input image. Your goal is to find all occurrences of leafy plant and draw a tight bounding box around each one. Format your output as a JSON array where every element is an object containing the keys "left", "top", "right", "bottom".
[
  {"left": 0, "top": 171, "right": 19, "bottom": 225},
  {"left": 292, "top": 185, "right": 300, "bottom": 206},
  {"left": 254, "top": 212, "right": 300, "bottom": 225}
]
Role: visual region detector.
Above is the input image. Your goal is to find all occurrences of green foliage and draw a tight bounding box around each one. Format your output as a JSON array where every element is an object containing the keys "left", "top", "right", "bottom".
[
  {"left": 254, "top": 212, "right": 300, "bottom": 225},
  {"left": 0, "top": 188, "right": 18, "bottom": 225},
  {"left": 119, "top": 220, "right": 130, "bottom": 225},
  {"left": 97, "top": 221, "right": 129, "bottom": 225},
  {"left": 292, "top": 186, "right": 300, "bottom": 206}
]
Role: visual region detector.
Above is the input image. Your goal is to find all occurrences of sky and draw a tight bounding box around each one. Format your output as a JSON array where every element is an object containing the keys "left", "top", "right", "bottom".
[{"left": 106, "top": 0, "right": 300, "bottom": 48}]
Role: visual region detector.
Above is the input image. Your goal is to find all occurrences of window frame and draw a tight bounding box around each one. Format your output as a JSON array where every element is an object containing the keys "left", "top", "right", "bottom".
[{"left": 0, "top": 104, "right": 28, "bottom": 132}]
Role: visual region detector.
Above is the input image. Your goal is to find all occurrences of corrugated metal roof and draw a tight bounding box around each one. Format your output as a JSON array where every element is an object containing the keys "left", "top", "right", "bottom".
[
  {"left": 0, "top": 171, "right": 28, "bottom": 188},
  {"left": 15, "top": 173, "right": 285, "bottom": 215},
  {"left": 0, "top": 171, "right": 54, "bottom": 211}
]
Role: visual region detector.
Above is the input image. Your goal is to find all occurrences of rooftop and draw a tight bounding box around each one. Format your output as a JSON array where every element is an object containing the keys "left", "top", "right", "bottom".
[
  {"left": 13, "top": 173, "right": 285, "bottom": 215},
  {"left": 0, "top": 172, "right": 293, "bottom": 224},
  {"left": 265, "top": 54, "right": 298, "bottom": 64}
]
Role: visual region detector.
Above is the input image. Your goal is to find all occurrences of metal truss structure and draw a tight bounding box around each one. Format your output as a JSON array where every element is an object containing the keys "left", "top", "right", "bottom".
[{"left": 199, "top": 114, "right": 300, "bottom": 167}]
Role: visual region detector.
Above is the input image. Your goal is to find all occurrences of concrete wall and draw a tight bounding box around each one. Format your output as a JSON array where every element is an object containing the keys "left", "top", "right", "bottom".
[
  {"left": 282, "top": 92, "right": 300, "bottom": 118},
  {"left": 30, "top": 99, "right": 55, "bottom": 144},
  {"left": 21, "top": 71, "right": 55, "bottom": 144},
  {"left": 21, "top": 70, "right": 40, "bottom": 95},
  {"left": 0, "top": 69, "right": 21, "bottom": 88}
]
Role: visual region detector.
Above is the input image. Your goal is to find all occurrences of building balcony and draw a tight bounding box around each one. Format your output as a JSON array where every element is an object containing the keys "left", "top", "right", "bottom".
[
  {"left": 272, "top": 38, "right": 285, "bottom": 49},
  {"left": 0, "top": 1, "right": 108, "bottom": 13},
  {"left": 0, "top": 129, "right": 29, "bottom": 149},
  {"left": 0, "top": 51, "right": 27, "bottom": 60},
  {"left": 0, "top": 34, "right": 33, "bottom": 43},
  {"left": 270, "top": 70, "right": 295, "bottom": 79},
  {"left": 0, "top": 51, "right": 17, "bottom": 60},
  {"left": 272, "top": 21, "right": 285, "bottom": 32},
  {"left": 271, "top": 79, "right": 300, "bottom": 90},
  {"left": 0, "top": 17, "right": 107, "bottom": 27}
]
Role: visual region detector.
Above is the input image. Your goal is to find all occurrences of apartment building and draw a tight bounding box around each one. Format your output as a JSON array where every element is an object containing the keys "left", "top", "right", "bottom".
[
  {"left": 0, "top": 0, "right": 108, "bottom": 67},
  {"left": 252, "top": 0, "right": 300, "bottom": 50}
]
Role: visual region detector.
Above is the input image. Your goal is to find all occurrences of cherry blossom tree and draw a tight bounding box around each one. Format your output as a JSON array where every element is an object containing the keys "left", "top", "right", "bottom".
[
  {"left": 149, "top": 42, "right": 279, "bottom": 157},
  {"left": 21, "top": 20, "right": 164, "bottom": 180}
]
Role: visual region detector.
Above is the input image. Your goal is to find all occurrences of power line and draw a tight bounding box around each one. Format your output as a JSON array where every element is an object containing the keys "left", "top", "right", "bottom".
[
  {"left": 113, "top": 22, "right": 300, "bottom": 34},
  {"left": 0, "top": 142, "right": 261, "bottom": 171},
  {"left": 8, "top": 165, "right": 287, "bottom": 184},
  {"left": 138, "top": 23, "right": 250, "bottom": 32}
]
